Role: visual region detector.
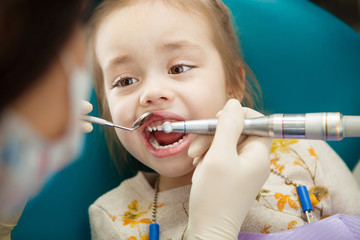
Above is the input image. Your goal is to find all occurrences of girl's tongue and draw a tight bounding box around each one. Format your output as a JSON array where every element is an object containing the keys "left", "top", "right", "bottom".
[{"left": 152, "top": 131, "right": 185, "bottom": 146}]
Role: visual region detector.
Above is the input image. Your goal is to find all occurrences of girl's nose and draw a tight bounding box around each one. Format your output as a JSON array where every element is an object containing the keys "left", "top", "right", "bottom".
[{"left": 139, "top": 87, "right": 175, "bottom": 107}]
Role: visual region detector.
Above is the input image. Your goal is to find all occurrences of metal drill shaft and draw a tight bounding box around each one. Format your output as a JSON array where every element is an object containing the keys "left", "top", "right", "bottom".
[{"left": 161, "top": 113, "right": 360, "bottom": 140}]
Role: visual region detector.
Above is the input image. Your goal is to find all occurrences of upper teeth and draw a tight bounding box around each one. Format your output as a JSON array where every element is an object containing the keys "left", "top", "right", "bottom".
[{"left": 147, "top": 125, "right": 163, "bottom": 132}]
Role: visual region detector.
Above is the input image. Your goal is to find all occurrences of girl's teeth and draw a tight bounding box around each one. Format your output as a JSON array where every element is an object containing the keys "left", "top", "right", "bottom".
[
  {"left": 149, "top": 136, "right": 186, "bottom": 150},
  {"left": 147, "top": 125, "right": 162, "bottom": 132}
]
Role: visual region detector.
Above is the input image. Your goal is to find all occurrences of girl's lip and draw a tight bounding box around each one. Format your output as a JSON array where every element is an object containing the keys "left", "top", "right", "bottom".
[
  {"left": 140, "top": 111, "right": 185, "bottom": 129},
  {"left": 140, "top": 111, "right": 190, "bottom": 158}
]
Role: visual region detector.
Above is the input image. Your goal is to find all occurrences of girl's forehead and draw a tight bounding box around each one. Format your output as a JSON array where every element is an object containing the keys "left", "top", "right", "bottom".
[
  {"left": 95, "top": 1, "right": 215, "bottom": 62},
  {"left": 97, "top": 1, "right": 211, "bottom": 37}
]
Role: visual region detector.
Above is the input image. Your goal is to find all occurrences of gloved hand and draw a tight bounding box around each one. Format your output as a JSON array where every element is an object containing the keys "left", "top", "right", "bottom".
[
  {"left": 0, "top": 204, "right": 25, "bottom": 240},
  {"left": 80, "top": 100, "right": 93, "bottom": 133},
  {"left": 185, "top": 99, "right": 272, "bottom": 240}
]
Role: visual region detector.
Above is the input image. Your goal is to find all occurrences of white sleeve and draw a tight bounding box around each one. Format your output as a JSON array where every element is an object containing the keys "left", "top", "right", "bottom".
[
  {"left": 312, "top": 140, "right": 360, "bottom": 215},
  {"left": 89, "top": 204, "right": 123, "bottom": 240}
]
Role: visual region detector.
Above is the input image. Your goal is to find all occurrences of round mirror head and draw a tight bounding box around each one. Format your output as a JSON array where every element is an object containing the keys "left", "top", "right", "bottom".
[{"left": 131, "top": 112, "right": 153, "bottom": 129}]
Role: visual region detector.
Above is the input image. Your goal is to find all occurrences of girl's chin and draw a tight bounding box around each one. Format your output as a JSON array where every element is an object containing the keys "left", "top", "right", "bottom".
[{"left": 153, "top": 164, "right": 195, "bottom": 180}]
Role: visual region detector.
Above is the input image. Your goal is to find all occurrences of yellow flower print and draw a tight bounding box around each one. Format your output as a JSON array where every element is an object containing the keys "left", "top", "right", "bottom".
[
  {"left": 256, "top": 188, "right": 271, "bottom": 201},
  {"left": 127, "top": 236, "right": 149, "bottom": 240},
  {"left": 270, "top": 139, "right": 299, "bottom": 154},
  {"left": 140, "top": 234, "right": 149, "bottom": 240},
  {"left": 121, "top": 200, "right": 152, "bottom": 228},
  {"left": 274, "top": 192, "right": 299, "bottom": 211},
  {"left": 308, "top": 185, "right": 329, "bottom": 202},
  {"left": 270, "top": 155, "right": 285, "bottom": 173},
  {"left": 108, "top": 214, "right": 117, "bottom": 221},
  {"left": 138, "top": 219, "right": 152, "bottom": 224},
  {"left": 309, "top": 194, "right": 319, "bottom": 209},
  {"left": 308, "top": 146, "right": 318, "bottom": 160},
  {"left": 128, "top": 200, "right": 140, "bottom": 211},
  {"left": 287, "top": 220, "right": 298, "bottom": 229},
  {"left": 293, "top": 158, "right": 305, "bottom": 167},
  {"left": 260, "top": 224, "right": 271, "bottom": 234}
]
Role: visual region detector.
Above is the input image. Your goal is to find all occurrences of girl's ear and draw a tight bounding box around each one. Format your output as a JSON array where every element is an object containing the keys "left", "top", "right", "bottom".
[
  {"left": 227, "top": 87, "right": 235, "bottom": 98},
  {"left": 227, "top": 63, "right": 245, "bottom": 100}
]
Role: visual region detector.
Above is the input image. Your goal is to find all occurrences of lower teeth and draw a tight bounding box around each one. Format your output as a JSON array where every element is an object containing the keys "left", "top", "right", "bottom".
[{"left": 149, "top": 136, "right": 186, "bottom": 150}]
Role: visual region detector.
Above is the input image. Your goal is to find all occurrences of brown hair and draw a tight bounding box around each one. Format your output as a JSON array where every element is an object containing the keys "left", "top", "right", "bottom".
[
  {"left": 0, "top": 0, "right": 90, "bottom": 114},
  {"left": 89, "top": 0, "right": 261, "bottom": 173}
]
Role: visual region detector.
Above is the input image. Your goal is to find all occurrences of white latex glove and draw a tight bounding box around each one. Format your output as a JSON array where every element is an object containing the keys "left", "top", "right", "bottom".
[
  {"left": 0, "top": 204, "right": 25, "bottom": 240},
  {"left": 185, "top": 99, "right": 272, "bottom": 240},
  {"left": 80, "top": 100, "right": 93, "bottom": 133}
]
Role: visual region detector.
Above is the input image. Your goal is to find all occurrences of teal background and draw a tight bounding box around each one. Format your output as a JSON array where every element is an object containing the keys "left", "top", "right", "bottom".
[
  {"left": 12, "top": 0, "right": 360, "bottom": 239},
  {"left": 225, "top": 0, "right": 360, "bottom": 170}
]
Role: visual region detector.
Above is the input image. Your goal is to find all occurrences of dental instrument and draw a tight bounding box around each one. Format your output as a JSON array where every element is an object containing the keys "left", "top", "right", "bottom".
[
  {"left": 81, "top": 112, "right": 153, "bottom": 131},
  {"left": 161, "top": 113, "right": 360, "bottom": 140}
]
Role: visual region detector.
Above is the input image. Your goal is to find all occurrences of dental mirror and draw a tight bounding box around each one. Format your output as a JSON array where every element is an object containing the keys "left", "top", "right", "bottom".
[
  {"left": 81, "top": 112, "right": 153, "bottom": 131},
  {"left": 131, "top": 112, "right": 153, "bottom": 129}
]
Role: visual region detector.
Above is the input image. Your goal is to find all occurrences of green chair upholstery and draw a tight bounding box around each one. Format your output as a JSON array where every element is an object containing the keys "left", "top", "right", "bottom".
[{"left": 12, "top": 0, "right": 360, "bottom": 239}]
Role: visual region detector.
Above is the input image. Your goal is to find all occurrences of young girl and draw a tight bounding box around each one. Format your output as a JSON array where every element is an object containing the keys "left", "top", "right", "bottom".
[{"left": 88, "top": 0, "right": 360, "bottom": 239}]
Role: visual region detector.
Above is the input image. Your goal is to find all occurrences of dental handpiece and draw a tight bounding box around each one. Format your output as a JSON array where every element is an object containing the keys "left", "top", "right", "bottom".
[{"left": 161, "top": 113, "right": 360, "bottom": 140}]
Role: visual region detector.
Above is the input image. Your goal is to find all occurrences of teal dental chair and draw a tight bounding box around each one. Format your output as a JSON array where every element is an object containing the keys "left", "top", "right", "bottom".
[{"left": 12, "top": 0, "right": 360, "bottom": 239}]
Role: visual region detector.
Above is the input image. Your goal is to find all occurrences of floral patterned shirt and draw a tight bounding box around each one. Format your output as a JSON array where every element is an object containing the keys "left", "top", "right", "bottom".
[{"left": 89, "top": 140, "right": 360, "bottom": 239}]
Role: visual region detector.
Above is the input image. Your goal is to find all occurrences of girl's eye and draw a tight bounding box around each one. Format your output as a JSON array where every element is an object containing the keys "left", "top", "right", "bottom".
[
  {"left": 113, "top": 77, "right": 139, "bottom": 88},
  {"left": 168, "top": 65, "right": 192, "bottom": 75}
]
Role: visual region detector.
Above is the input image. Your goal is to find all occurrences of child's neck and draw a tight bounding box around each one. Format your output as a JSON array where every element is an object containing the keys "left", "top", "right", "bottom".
[
  {"left": 143, "top": 170, "right": 194, "bottom": 192},
  {"left": 158, "top": 170, "right": 194, "bottom": 192}
]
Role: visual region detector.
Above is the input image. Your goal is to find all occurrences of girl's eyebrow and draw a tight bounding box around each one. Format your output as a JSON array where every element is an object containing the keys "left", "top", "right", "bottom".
[
  {"left": 160, "top": 40, "right": 203, "bottom": 52},
  {"left": 104, "top": 41, "right": 203, "bottom": 71},
  {"left": 105, "top": 55, "right": 132, "bottom": 71}
]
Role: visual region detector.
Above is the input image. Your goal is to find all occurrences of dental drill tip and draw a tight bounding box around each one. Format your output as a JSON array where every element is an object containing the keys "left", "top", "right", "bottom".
[{"left": 162, "top": 122, "right": 172, "bottom": 133}]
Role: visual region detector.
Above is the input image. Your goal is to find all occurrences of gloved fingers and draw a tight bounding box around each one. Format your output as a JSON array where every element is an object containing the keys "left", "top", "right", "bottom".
[
  {"left": 186, "top": 106, "right": 272, "bottom": 240},
  {"left": 239, "top": 108, "right": 271, "bottom": 163},
  {"left": 0, "top": 202, "right": 26, "bottom": 239},
  {"left": 190, "top": 152, "right": 207, "bottom": 184},
  {"left": 80, "top": 121, "right": 93, "bottom": 133},
  {"left": 237, "top": 136, "right": 272, "bottom": 187},
  {"left": 236, "top": 108, "right": 272, "bottom": 176},
  {"left": 187, "top": 109, "right": 220, "bottom": 162},
  {"left": 239, "top": 136, "right": 272, "bottom": 165},
  {"left": 242, "top": 107, "right": 264, "bottom": 118},
  {"left": 81, "top": 100, "right": 93, "bottom": 114},
  {"left": 192, "top": 156, "right": 202, "bottom": 166},
  {"left": 237, "top": 107, "right": 268, "bottom": 151},
  {"left": 211, "top": 99, "right": 244, "bottom": 152},
  {"left": 188, "top": 135, "right": 213, "bottom": 160},
  {"left": 80, "top": 100, "right": 93, "bottom": 133}
]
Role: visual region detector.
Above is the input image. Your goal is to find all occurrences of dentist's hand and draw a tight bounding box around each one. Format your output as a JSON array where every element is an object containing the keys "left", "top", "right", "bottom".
[
  {"left": 80, "top": 100, "right": 93, "bottom": 133},
  {"left": 0, "top": 204, "right": 25, "bottom": 240},
  {"left": 185, "top": 99, "right": 272, "bottom": 240}
]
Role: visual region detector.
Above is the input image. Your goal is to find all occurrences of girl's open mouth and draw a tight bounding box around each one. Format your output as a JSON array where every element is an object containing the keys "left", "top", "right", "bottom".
[
  {"left": 141, "top": 112, "right": 191, "bottom": 158},
  {"left": 147, "top": 121, "right": 186, "bottom": 149}
]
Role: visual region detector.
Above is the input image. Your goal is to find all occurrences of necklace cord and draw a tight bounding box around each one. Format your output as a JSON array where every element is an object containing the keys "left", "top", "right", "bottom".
[
  {"left": 151, "top": 176, "right": 160, "bottom": 224},
  {"left": 270, "top": 168, "right": 315, "bottom": 223}
]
